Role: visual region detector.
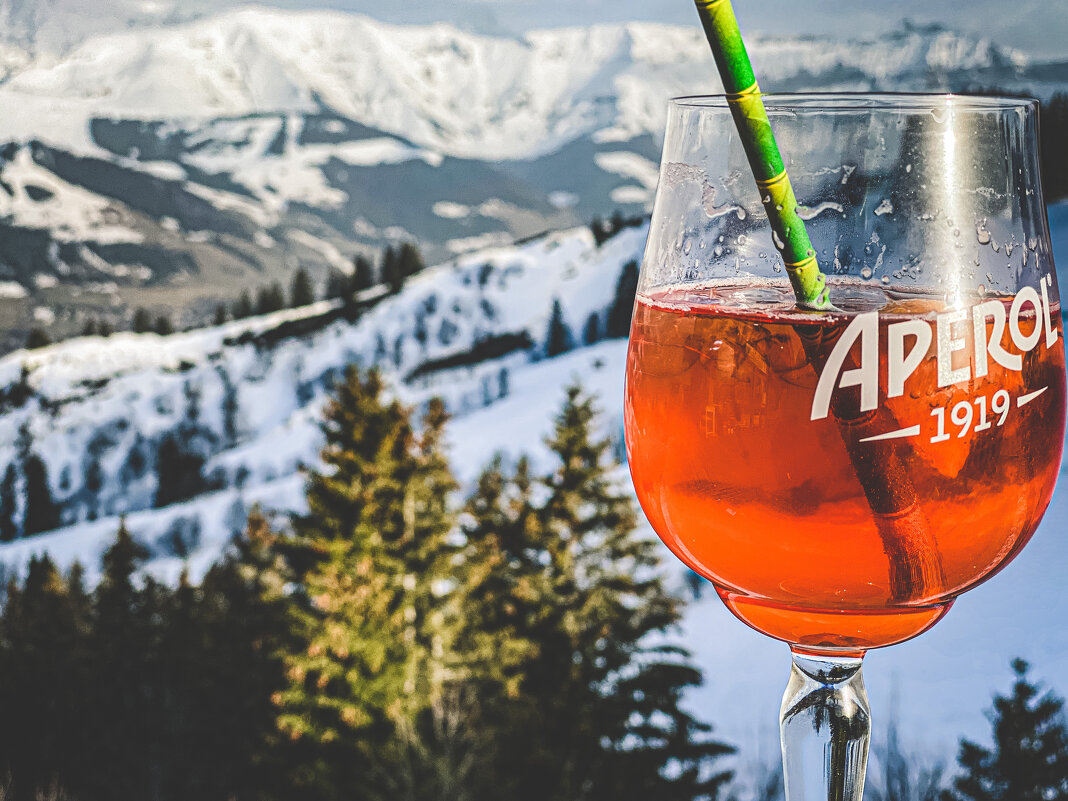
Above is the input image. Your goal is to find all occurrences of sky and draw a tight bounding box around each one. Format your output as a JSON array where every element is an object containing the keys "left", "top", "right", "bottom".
[{"left": 255, "top": 0, "right": 1068, "bottom": 60}]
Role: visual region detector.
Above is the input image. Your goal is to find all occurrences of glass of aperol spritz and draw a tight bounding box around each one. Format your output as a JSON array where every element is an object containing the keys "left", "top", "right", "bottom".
[{"left": 624, "top": 94, "right": 1065, "bottom": 799}]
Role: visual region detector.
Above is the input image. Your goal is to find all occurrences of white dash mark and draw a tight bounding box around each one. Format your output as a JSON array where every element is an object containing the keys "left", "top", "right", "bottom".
[
  {"left": 1017, "top": 386, "right": 1048, "bottom": 408},
  {"left": 859, "top": 425, "right": 921, "bottom": 443}
]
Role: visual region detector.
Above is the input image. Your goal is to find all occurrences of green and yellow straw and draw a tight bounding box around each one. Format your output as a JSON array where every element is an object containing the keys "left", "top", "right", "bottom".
[{"left": 694, "top": 0, "right": 831, "bottom": 310}]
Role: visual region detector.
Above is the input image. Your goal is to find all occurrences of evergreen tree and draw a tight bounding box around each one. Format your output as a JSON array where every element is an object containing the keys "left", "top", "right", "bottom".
[
  {"left": 275, "top": 369, "right": 462, "bottom": 797},
  {"left": 25, "top": 327, "right": 51, "bottom": 349},
  {"left": 326, "top": 270, "right": 350, "bottom": 302},
  {"left": 197, "top": 507, "right": 295, "bottom": 799},
  {"left": 291, "top": 267, "right": 316, "bottom": 308},
  {"left": 132, "top": 307, "right": 153, "bottom": 333},
  {"left": 0, "top": 463, "right": 17, "bottom": 541},
  {"left": 382, "top": 245, "right": 402, "bottom": 294},
  {"left": 154, "top": 432, "right": 206, "bottom": 508},
  {"left": 98, "top": 319, "right": 113, "bottom": 337},
  {"left": 606, "top": 260, "right": 640, "bottom": 338},
  {"left": 397, "top": 243, "right": 425, "bottom": 285},
  {"left": 545, "top": 298, "right": 572, "bottom": 357},
  {"left": 945, "top": 659, "right": 1068, "bottom": 801},
  {"left": 214, "top": 304, "right": 228, "bottom": 326},
  {"left": 234, "top": 290, "right": 254, "bottom": 319},
  {"left": 257, "top": 283, "right": 286, "bottom": 315},
  {"left": 0, "top": 555, "right": 89, "bottom": 799},
  {"left": 22, "top": 453, "right": 59, "bottom": 536},
  {"left": 584, "top": 312, "right": 601, "bottom": 346},
  {"left": 460, "top": 386, "right": 734, "bottom": 801},
  {"left": 82, "top": 318, "right": 99, "bottom": 337},
  {"left": 83, "top": 519, "right": 155, "bottom": 801},
  {"left": 154, "top": 314, "right": 174, "bottom": 336},
  {"left": 353, "top": 254, "right": 375, "bottom": 292}
]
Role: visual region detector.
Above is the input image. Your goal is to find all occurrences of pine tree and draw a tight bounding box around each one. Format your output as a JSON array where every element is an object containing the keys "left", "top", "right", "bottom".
[
  {"left": 25, "top": 327, "right": 51, "bottom": 349},
  {"left": 606, "top": 260, "right": 640, "bottom": 338},
  {"left": 0, "top": 463, "right": 17, "bottom": 541},
  {"left": 197, "top": 507, "right": 295, "bottom": 799},
  {"left": 0, "top": 556, "right": 91, "bottom": 798},
  {"left": 234, "top": 290, "right": 254, "bottom": 319},
  {"left": 214, "top": 304, "right": 228, "bottom": 326},
  {"left": 397, "top": 243, "right": 425, "bottom": 285},
  {"left": 275, "top": 369, "right": 462, "bottom": 797},
  {"left": 353, "top": 254, "right": 375, "bottom": 292},
  {"left": 1041, "top": 93, "right": 1068, "bottom": 201},
  {"left": 945, "top": 658, "right": 1068, "bottom": 801},
  {"left": 132, "top": 307, "right": 153, "bottom": 333},
  {"left": 257, "top": 283, "right": 286, "bottom": 315},
  {"left": 382, "top": 245, "right": 402, "bottom": 294},
  {"left": 584, "top": 312, "right": 601, "bottom": 346},
  {"left": 459, "top": 386, "right": 734, "bottom": 801},
  {"left": 545, "top": 298, "right": 572, "bottom": 357},
  {"left": 22, "top": 453, "right": 59, "bottom": 536},
  {"left": 154, "top": 315, "right": 174, "bottom": 335},
  {"left": 85, "top": 519, "right": 155, "bottom": 801},
  {"left": 82, "top": 318, "right": 99, "bottom": 337},
  {"left": 291, "top": 267, "right": 316, "bottom": 308},
  {"left": 154, "top": 432, "right": 206, "bottom": 508}
]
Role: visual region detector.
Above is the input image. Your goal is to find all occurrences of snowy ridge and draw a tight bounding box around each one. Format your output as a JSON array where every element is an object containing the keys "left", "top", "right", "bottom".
[
  {"left": 0, "top": 222, "right": 645, "bottom": 581},
  {"left": 0, "top": 9, "right": 1042, "bottom": 160}
]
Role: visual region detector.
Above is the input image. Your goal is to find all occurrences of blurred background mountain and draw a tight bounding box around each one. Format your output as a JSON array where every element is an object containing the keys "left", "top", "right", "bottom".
[{"left": 0, "top": 2, "right": 1064, "bottom": 351}]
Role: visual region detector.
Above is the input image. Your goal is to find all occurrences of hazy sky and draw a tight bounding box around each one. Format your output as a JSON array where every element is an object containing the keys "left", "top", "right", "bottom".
[{"left": 257, "top": 0, "right": 1068, "bottom": 60}]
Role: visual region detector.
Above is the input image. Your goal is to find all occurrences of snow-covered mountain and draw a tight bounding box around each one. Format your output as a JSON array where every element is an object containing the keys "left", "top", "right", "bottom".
[
  {"left": 0, "top": 7, "right": 1063, "bottom": 350},
  {"left": 1, "top": 203, "right": 1068, "bottom": 789}
]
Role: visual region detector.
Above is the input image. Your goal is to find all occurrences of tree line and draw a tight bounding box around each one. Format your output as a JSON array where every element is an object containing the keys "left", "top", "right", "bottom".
[
  {"left": 24, "top": 242, "right": 428, "bottom": 350},
  {"left": 2, "top": 366, "right": 1068, "bottom": 800},
  {"left": 0, "top": 370, "right": 733, "bottom": 801}
]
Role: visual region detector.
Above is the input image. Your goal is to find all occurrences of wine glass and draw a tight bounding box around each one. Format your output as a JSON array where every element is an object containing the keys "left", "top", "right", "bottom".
[{"left": 624, "top": 94, "right": 1065, "bottom": 800}]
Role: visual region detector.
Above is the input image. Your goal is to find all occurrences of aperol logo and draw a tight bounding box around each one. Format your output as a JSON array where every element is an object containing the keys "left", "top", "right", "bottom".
[{"left": 811, "top": 274, "right": 1059, "bottom": 427}]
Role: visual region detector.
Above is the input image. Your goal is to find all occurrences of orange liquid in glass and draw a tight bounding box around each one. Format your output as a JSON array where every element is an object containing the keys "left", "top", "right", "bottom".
[{"left": 625, "top": 282, "right": 1065, "bottom": 654}]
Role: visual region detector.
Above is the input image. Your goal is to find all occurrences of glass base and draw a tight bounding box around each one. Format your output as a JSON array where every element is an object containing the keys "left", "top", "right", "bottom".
[{"left": 780, "top": 651, "right": 870, "bottom": 801}]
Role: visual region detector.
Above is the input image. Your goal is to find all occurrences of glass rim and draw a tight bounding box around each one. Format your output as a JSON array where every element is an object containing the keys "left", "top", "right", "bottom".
[{"left": 670, "top": 92, "right": 1038, "bottom": 112}]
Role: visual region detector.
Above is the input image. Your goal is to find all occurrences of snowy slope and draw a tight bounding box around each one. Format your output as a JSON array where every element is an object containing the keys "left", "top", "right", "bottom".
[
  {"left": 0, "top": 222, "right": 644, "bottom": 582},
  {"left": 2, "top": 206, "right": 1067, "bottom": 785}
]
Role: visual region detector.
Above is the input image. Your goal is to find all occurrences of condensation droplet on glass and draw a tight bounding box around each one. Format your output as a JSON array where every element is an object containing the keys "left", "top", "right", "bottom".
[
  {"left": 991, "top": 238, "right": 1000, "bottom": 253},
  {"left": 905, "top": 164, "right": 913, "bottom": 173},
  {"left": 775, "top": 204, "right": 783, "bottom": 212},
  {"left": 762, "top": 194, "right": 771, "bottom": 204},
  {"left": 758, "top": 252, "right": 767, "bottom": 259},
  {"left": 737, "top": 234, "right": 748, "bottom": 246},
  {"left": 698, "top": 239, "right": 706, "bottom": 249},
  {"left": 976, "top": 224, "right": 991, "bottom": 245},
  {"left": 772, "top": 230, "right": 785, "bottom": 250},
  {"left": 1029, "top": 237, "right": 1039, "bottom": 251},
  {"left": 736, "top": 207, "right": 748, "bottom": 220},
  {"left": 773, "top": 263, "right": 782, "bottom": 273},
  {"left": 713, "top": 246, "right": 724, "bottom": 258},
  {"left": 978, "top": 283, "right": 987, "bottom": 297},
  {"left": 1005, "top": 241, "right": 1015, "bottom": 257},
  {"left": 718, "top": 235, "right": 725, "bottom": 243},
  {"left": 954, "top": 228, "right": 960, "bottom": 238},
  {"left": 874, "top": 199, "right": 894, "bottom": 216},
  {"left": 683, "top": 238, "right": 693, "bottom": 255},
  {"left": 860, "top": 267, "right": 873, "bottom": 280},
  {"left": 987, "top": 273, "right": 995, "bottom": 284},
  {"left": 881, "top": 276, "right": 891, "bottom": 284}
]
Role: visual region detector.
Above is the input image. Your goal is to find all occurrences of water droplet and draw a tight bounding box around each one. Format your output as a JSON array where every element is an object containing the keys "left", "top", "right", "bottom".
[
  {"left": 860, "top": 267, "right": 873, "bottom": 280},
  {"left": 881, "top": 276, "right": 891, "bottom": 284},
  {"left": 775, "top": 204, "right": 783, "bottom": 212},
  {"left": 976, "top": 224, "right": 991, "bottom": 245},
  {"left": 1029, "top": 237, "right": 1039, "bottom": 250},
  {"left": 683, "top": 239, "right": 693, "bottom": 255},
  {"left": 874, "top": 199, "right": 894, "bottom": 216},
  {"left": 772, "top": 230, "right": 785, "bottom": 250},
  {"left": 713, "top": 246, "right": 724, "bottom": 258},
  {"left": 953, "top": 228, "right": 960, "bottom": 238},
  {"left": 698, "top": 239, "right": 706, "bottom": 249},
  {"left": 978, "top": 283, "right": 986, "bottom": 296},
  {"left": 762, "top": 194, "right": 771, "bottom": 204},
  {"left": 772, "top": 263, "right": 782, "bottom": 273},
  {"left": 758, "top": 251, "right": 767, "bottom": 259},
  {"left": 737, "top": 234, "right": 748, "bottom": 246},
  {"left": 1005, "top": 241, "right": 1015, "bottom": 257},
  {"left": 905, "top": 164, "right": 913, "bottom": 173},
  {"left": 736, "top": 207, "right": 748, "bottom": 221},
  {"left": 991, "top": 238, "right": 1000, "bottom": 253}
]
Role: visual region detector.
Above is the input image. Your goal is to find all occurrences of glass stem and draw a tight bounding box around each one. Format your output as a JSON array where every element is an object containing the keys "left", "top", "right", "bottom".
[{"left": 780, "top": 651, "right": 870, "bottom": 801}]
